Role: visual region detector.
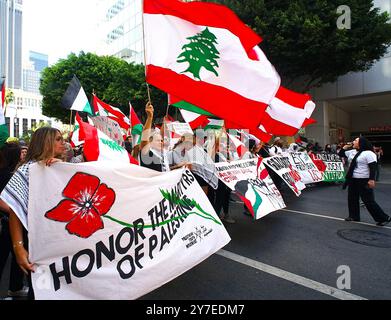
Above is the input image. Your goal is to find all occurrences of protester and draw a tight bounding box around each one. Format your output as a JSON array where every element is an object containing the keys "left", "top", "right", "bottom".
[
  {"left": 288, "top": 143, "right": 300, "bottom": 153},
  {"left": 313, "top": 142, "right": 322, "bottom": 152},
  {"left": 0, "top": 142, "right": 28, "bottom": 299},
  {"left": 374, "top": 146, "right": 383, "bottom": 181},
  {"left": 0, "top": 127, "right": 66, "bottom": 300},
  {"left": 19, "top": 143, "right": 28, "bottom": 163},
  {"left": 339, "top": 137, "right": 390, "bottom": 226},
  {"left": 212, "top": 134, "right": 235, "bottom": 223},
  {"left": 167, "top": 133, "right": 217, "bottom": 205},
  {"left": 269, "top": 137, "right": 284, "bottom": 156},
  {"left": 124, "top": 136, "right": 133, "bottom": 154},
  {"left": 139, "top": 102, "right": 169, "bottom": 172},
  {"left": 324, "top": 144, "right": 332, "bottom": 153}
]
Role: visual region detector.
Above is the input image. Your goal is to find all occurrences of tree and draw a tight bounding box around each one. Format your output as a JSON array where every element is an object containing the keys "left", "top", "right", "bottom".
[
  {"left": 4, "top": 89, "right": 14, "bottom": 106},
  {"left": 40, "top": 52, "right": 169, "bottom": 123},
  {"left": 177, "top": 27, "right": 220, "bottom": 79},
  {"left": 207, "top": 0, "right": 391, "bottom": 92}
]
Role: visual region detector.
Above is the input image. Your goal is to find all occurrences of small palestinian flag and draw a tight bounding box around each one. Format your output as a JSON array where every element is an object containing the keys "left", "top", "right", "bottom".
[
  {"left": 227, "top": 133, "right": 248, "bottom": 158},
  {"left": 69, "top": 124, "right": 84, "bottom": 148},
  {"left": 76, "top": 113, "right": 138, "bottom": 165},
  {"left": 61, "top": 75, "right": 93, "bottom": 115},
  {"left": 92, "top": 95, "right": 130, "bottom": 130},
  {"left": 130, "top": 102, "right": 143, "bottom": 145}
]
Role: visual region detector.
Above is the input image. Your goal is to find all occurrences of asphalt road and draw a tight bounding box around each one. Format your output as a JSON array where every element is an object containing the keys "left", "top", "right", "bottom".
[{"left": 1, "top": 170, "right": 391, "bottom": 300}]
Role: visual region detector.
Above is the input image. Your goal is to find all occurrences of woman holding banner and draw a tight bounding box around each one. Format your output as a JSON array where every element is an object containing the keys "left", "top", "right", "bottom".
[
  {"left": 340, "top": 137, "right": 391, "bottom": 226},
  {"left": 0, "top": 127, "right": 66, "bottom": 299}
]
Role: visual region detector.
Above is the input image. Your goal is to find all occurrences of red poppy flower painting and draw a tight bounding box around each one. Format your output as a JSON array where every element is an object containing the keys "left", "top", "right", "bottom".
[{"left": 45, "top": 172, "right": 116, "bottom": 238}]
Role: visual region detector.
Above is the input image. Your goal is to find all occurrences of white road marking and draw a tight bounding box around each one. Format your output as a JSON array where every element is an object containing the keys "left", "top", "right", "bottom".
[
  {"left": 281, "top": 209, "right": 391, "bottom": 230},
  {"left": 217, "top": 249, "right": 367, "bottom": 300}
]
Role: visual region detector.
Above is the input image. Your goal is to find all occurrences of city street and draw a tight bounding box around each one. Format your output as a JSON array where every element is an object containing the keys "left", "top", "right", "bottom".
[{"left": 1, "top": 167, "right": 391, "bottom": 300}]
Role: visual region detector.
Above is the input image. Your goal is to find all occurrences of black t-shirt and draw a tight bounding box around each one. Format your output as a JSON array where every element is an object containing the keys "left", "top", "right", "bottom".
[
  {"left": 0, "top": 167, "right": 12, "bottom": 193},
  {"left": 140, "top": 150, "right": 164, "bottom": 172},
  {"left": 0, "top": 167, "right": 13, "bottom": 219}
]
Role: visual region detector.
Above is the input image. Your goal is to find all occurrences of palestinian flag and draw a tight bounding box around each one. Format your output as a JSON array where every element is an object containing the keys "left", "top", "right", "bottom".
[
  {"left": 227, "top": 133, "right": 248, "bottom": 158},
  {"left": 0, "top": 80, "right": 9, "bottom": 147},
  {"left": 92, "top": 95, "right": 130, "bottom": 130},
  {"left": 1, "top": 80, "right": 5, "bottom": 109},
  {"left": 76, "top": 113, "right": 138, "bottom": 165},
  {"left": 144, "top": 0, "right": 280, "bottom": 141},
  {"left": 69, "top": 124, "right": 84, "bottom": 148},
  {"left": 130, "top": 102, "right": 143, "bottom": 145},
  {"left": 61, "top": 75, "right": 94, "bottom": 115}
]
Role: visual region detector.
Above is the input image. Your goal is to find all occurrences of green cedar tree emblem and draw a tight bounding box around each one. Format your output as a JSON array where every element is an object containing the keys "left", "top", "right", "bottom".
[
  {"left": 100, "top": 138, "right": 123, "bottom": 152},
  {"left": 177, "top": 27, "right": 220, "bottom": 80}
]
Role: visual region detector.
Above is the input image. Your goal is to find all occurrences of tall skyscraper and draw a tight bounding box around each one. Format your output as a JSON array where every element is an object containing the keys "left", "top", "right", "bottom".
[
  {"left": 0, "top": 0, "right": 23, "bottom": 89},
  {"left": 97, "top": 0, "right": 143, "bottom": 64},
  {"left": 23, "top": 51, "right": 48, "bottom": 93}
]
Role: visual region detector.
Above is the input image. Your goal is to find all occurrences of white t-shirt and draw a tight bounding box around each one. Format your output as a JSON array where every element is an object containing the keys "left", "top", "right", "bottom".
[{"left": 345, "top": 149, "right": 377, "bottom": 179}]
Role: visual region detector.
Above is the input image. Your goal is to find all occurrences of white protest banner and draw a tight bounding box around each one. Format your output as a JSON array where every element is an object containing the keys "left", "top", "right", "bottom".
[
  {"left": 215, "top": 159, "right": 285, "bottom": 219},
  {"left": 310, "top": 152, "right": 346, "bottom": 183},
  {"left": 263, "top": 155, "right": 306, "bottom": 196},
  {"left": 28, "top": 162, "right": 230, "bottom": 300},
  {"left": 90, "top": 116, "right": 124, "bottom": 146},
  {"left": 284, "top": 152, "right": 323, "bottom": 184},
  {"left": 166, "top": 122, "right": 194, "bottom": 136}
]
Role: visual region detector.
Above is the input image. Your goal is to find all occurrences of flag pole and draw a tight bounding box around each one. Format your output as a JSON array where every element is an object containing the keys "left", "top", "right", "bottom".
[
  {"left": 69, "top": 110, "right": 73, "bottom": 128},
  {"left": 141, "top": 0, "right": 152, "bottom": 104}
]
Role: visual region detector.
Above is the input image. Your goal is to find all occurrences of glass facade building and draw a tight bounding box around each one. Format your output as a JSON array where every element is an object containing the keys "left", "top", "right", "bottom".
[
  {"left": 97, "top": 0, "right": 144, "bottom": 64},
  {"left": 29, "top": 50, "right": 48, "bottom": 72},
  {"left": 0, "top": 0, "right": 23, "bottom": 89}
]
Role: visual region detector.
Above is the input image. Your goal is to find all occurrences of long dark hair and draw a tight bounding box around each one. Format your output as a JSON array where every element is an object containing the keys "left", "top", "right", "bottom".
[
  {"left": 0, "top": 143, "right": 22, "bottom": 171},
  {"left": 358, "top": 137, "right": 373, "bottom": 152}
]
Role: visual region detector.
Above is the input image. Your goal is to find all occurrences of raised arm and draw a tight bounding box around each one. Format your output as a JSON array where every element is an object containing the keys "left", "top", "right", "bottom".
[{"left": 140, "top": 102, "right": 154, "bottom": 153}]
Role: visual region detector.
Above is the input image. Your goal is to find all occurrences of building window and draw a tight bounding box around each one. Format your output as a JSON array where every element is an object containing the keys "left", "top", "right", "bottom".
[
  {"left": 14, "top": 119, "right": 19, "bottom": 138},
  {"left": 31, "top": 119, "right": 37, "bottom": 130},
  {"left": 5, "top": 117, "right": 10, "bottom": 132},
  {"left": 23, "top": 119, "right": 28, "bottom": 135}
]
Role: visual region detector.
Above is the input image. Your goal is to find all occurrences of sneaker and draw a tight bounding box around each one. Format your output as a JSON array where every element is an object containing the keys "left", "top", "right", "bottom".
[
  {"left": 376, "top": 217, "right": 391, "bottom": 227},
  {"left": 344, "top": 217, "right": 360, "bottom": 222},
  {"left": 7, "top": 286, "right": 29, "bottom": 297},
  {"left": 223, "top": 215, "right": 236, "bottom": 224}
]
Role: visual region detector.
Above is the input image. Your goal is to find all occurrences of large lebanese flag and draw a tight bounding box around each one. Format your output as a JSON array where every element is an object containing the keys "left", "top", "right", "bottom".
[
  {"left": 144, "top": 0, "right": 280, "bottom": 135},
  {"left": 262, "top": 86, "right": 317, "bottom": 136}
]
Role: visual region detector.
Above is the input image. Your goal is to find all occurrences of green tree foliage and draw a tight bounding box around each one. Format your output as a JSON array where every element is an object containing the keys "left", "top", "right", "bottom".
[
  {"left": 40, "top": 52, "right": 168, "bottom": 123},
  {"left": 207, "top": 0, "right": 391, "bottom": 91}
]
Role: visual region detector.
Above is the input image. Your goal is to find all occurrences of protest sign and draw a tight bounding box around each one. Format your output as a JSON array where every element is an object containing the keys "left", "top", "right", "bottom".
[
  {"left": 28, "top": 162, "right": 230, "bottom": 300},
  {"left": 263, "top": 155, "right": 306, "bottom": 196},
  {"left": 90, "top": 116, "right": 124, "bottom": 146},
  {"left": 310, "top": 153, "right": 346, "bottom": 182},
  {"left": 166, "top": 122, "right": 194, "bottom": 136},
  {"left": 215, "top": 159, "right": 285, "bottom": 219},
  {"left": 285, "top": 152, "right": 323, "bottom": 184}
]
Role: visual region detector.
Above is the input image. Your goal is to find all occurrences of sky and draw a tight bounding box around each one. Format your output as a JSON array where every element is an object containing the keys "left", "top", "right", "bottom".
[{"left": 23, "top": 0, "right": 100, "bottom": 65}]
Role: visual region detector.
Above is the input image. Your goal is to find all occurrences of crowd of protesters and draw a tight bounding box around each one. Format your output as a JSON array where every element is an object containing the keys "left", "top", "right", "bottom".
[{"left": 0, "top": 102, "right": 389, "bottom": 300}]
